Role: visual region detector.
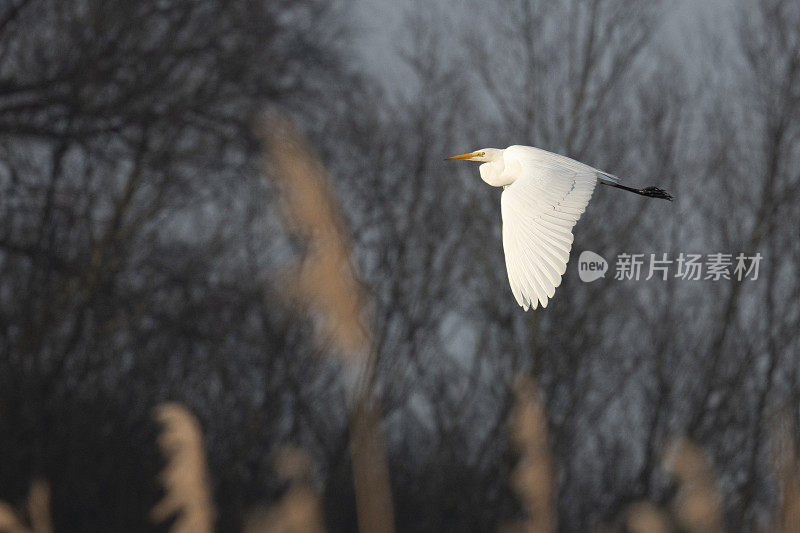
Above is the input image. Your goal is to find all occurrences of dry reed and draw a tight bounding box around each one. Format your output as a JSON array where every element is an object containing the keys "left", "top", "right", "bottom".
[
  {"left": 624, "top": 502, "right": 671, "bottom": 533},
  {"left": 0, "top": 479, "right": 52, "bottom": 533},
  {"left": 616, "top": 425, "right": 800, "bottom": 533},
  {"left": 244, "top": 448, "right": 324, "bottom": 533},
  {"left": 504, "top": 376, "right": 555, "bottom": 533},
  {"left": 257, "top": 113, "right": 370, "bottom": 362},
  {"left": 258, "top": 112, "right": 395, "bottom": 533},
  {"left": 151, "top": 403, "right": 216, "bottom": 533},
  {"left": 771, "top": 413, "right": 800, "bottom": 532},
  {"left": 664, "top": 438, "right": 723, "bottom": 533},
  {"left": 0, "top": 501, "right": 27, "bottom": 533}
]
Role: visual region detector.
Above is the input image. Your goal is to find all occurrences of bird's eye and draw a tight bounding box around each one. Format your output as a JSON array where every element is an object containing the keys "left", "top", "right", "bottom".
[{"left": 479, "top": 152, "right": 485, "bottom": 156}]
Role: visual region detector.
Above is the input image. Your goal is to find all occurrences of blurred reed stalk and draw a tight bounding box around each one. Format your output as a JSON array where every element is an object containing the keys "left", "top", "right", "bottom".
[
  {"left": 258, "top": 112, "right": 395, "bottom": 533},
  {"left": 151, "top": 403, "right": 216, "bottom": 533},
  {"left": 244, "top": 448, "right": 324, "bottom": 533},
  {"left": 0, "top": 479, "right": 52, "bottom": 533},
  {"left": 504, "top": 376, "right": 555, "bottom": 533},
  {"left": 771, "top": 412, "right": 800, "bottom": 532},
  {"left": 615, "top": 438, "right": 721, "bottom": 533},
  {"left": 624, "top": 502, "right": 671, "bottom": 533},
  {"left": 620, "top": 425, "right": 800, "bottom": 533},
  {"left": 664, "top": 438, "right": 723, "bottom": 533}
]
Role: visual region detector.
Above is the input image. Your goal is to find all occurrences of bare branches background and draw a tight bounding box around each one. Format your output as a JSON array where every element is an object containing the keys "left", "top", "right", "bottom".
[{"left": 0, "top": 0, "right": 799, "bottom": 531}]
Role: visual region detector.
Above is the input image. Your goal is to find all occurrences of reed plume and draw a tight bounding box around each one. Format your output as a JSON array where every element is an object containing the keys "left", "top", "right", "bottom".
[
  {"left": 258, "top": 112, "right": 394, "bottom": 533},
  {"left": 0, "top": 479, "right": 52, "bottom": 533},
  {"left": 504, "top": 376, "right": 555, "bottom": 533},
  {"left": 0, "top": 501, "right": 27, "bottom": 533},
  {"left": 258, "top": 113, "right": 370, "bottom": 362},
  {"left": 151, "top": 403, "right": 216, "bottom": 533},
  {"left": 244, "top": 448, "right": 324, "bottom": 533},
  {"left": 624, "top": 502, "right": 671, "bottom": 533},
  {"left": 664, "top": 438, "right": 723, "bottom": 533},
  {"left": 771, "top": 412, "right": 800, "bottom": 532}
]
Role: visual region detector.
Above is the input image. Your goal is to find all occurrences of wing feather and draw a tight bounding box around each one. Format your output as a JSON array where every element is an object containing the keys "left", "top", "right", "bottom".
[
  {"left": 509, "top": 207, "right": 559, "bottom": 294},
  {"left": 500, "top": 147, "right": 598, "bottom": 310},
  {"left": 502, "top": 216, "right": 529, "bottom": 308}
]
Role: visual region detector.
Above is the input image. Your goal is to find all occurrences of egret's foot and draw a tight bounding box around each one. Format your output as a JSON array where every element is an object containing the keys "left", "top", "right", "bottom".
[{"left": 638, "top": 186, "right": 673, "bottom": 201}]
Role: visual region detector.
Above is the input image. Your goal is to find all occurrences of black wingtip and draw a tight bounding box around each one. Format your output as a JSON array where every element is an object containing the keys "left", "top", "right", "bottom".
[{"left": 638, "top": 186, "right": 673, "bottom": 201}]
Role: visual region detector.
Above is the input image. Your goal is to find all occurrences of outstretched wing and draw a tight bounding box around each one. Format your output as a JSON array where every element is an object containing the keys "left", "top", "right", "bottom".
[{"left": 500, "top": 150, "right": 598, "bottom": 310}]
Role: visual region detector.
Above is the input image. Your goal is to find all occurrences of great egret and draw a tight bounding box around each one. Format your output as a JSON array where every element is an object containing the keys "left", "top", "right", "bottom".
[{"left": 446, "top": 145, "right": 672, "bottom": 311}]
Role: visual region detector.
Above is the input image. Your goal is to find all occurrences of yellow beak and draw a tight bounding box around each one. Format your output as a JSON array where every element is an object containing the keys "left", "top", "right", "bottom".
[{"left": 444, "top": 151, "right": 480, "bottom": 161}]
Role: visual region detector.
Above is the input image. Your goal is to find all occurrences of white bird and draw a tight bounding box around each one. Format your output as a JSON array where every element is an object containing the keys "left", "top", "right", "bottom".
[{"left": 446, "top": 145, "right": 671, "bottom": 311}]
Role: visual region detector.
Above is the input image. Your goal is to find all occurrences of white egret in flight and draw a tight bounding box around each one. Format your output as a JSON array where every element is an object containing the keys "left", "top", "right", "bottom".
[{"left": 446, "top": 145, "right": 671, "bottom": 311}]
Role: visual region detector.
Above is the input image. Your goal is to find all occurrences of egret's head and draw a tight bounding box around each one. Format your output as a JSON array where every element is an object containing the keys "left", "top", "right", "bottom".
[{"left": 445, "top": 148, "right": 502, "bottom": 162}]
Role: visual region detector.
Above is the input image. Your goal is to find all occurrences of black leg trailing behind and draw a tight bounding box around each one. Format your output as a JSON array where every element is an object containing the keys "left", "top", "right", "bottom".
[{"left": 599, "top": 180, "right": 673, "bottom": 201}]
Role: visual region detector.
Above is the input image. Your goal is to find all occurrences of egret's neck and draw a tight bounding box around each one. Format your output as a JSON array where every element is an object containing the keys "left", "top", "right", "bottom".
[{"left": 479, "top": 159, "right": 517, "bottom": 187}]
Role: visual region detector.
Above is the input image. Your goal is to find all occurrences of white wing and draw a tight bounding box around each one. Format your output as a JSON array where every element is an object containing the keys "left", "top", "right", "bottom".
[{"left": 500, "top": 148, "right": 599, "bottom": 310}]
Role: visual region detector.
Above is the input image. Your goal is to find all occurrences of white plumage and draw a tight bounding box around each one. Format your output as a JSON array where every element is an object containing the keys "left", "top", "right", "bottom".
[
  {"left": 446, "top": 145, "right": 634, "bottom": 311},
  {"left": 500, "top": 146, "right": 603, "bottom": 310}
]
